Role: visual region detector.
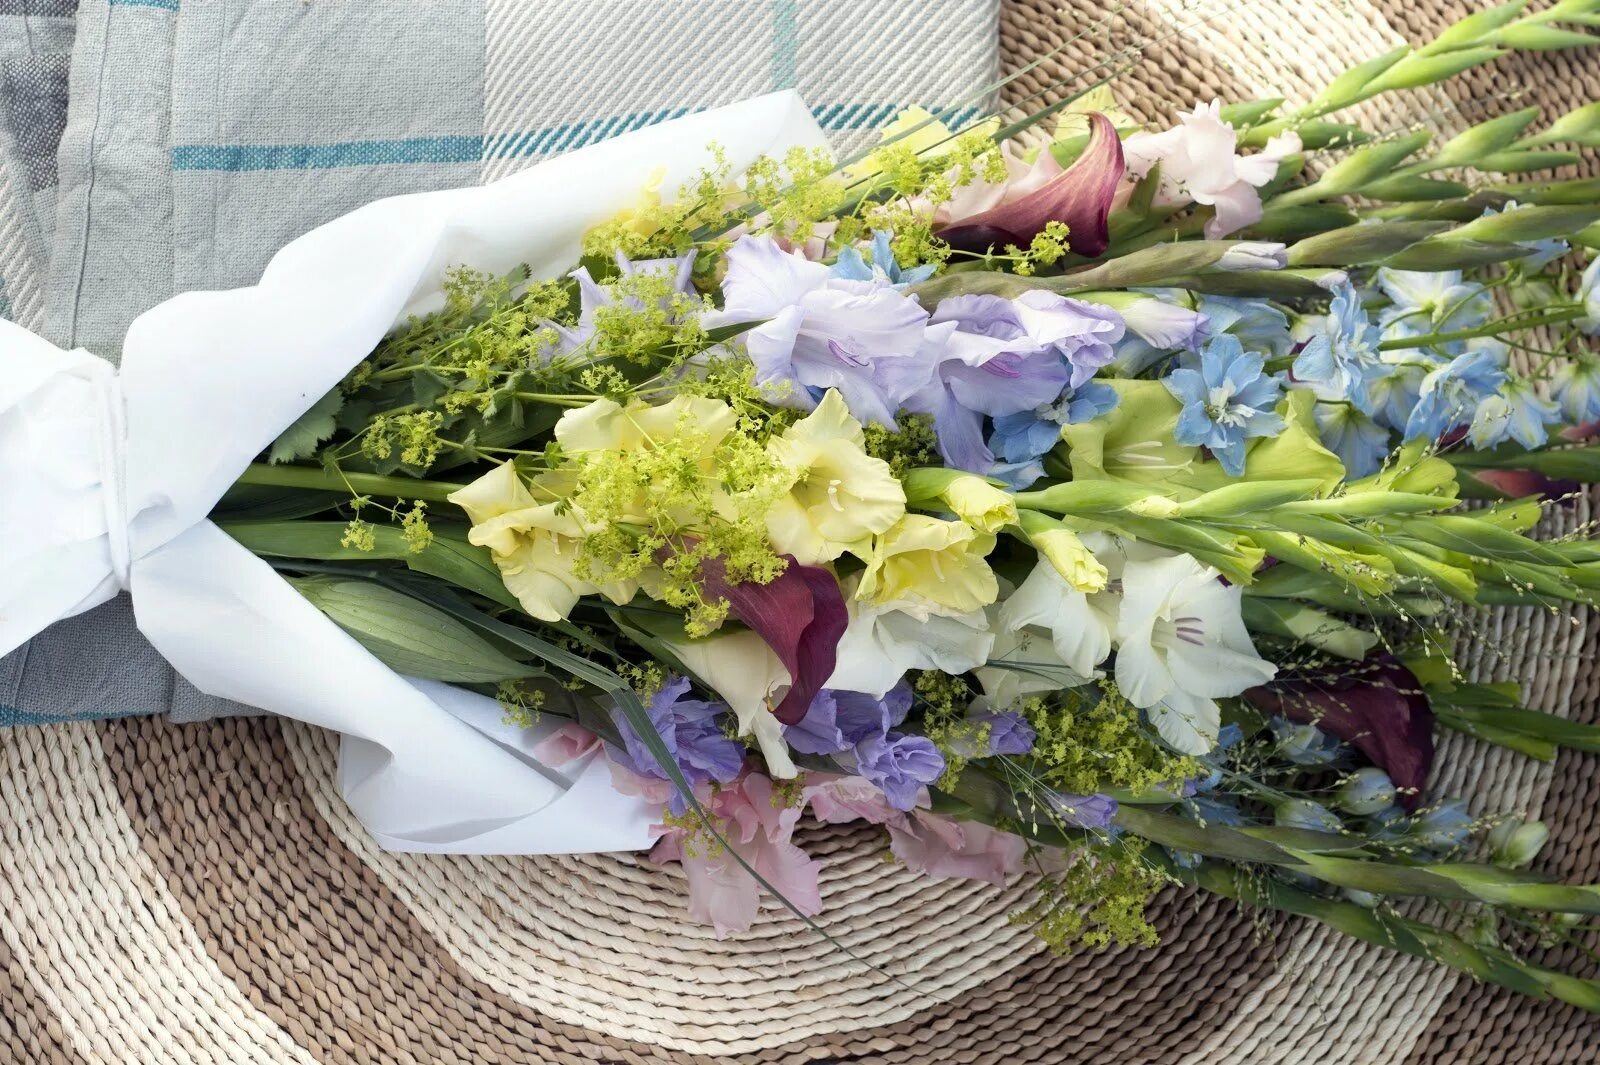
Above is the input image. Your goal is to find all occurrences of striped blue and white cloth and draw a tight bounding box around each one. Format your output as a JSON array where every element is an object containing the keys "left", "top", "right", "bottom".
[{"left": 0, "top": 0, "right": 1001, "bottom": 724}]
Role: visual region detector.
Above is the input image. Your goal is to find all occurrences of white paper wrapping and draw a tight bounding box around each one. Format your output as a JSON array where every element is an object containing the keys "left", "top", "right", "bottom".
[{"left": 0, "top": 92, "right": 829, "bottom": 854}]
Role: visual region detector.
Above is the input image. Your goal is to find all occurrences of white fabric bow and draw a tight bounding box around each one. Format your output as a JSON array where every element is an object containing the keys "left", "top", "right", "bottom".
[{"left": 0, "top": 92, "right": 828, "bottom": 853}]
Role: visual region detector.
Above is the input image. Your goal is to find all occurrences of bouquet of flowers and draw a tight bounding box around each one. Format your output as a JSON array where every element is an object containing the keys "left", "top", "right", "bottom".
[{"left": 10, "top": 0, "right": 1600, "bottom": 1010}]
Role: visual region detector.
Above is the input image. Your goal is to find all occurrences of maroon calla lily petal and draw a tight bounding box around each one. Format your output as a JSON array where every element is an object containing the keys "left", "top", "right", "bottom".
[
  {"left": 1561, "top": 420, "right": 1600, "bottom": 443},
  {"left": 698, "top": 556, "right": 849, "bottom": 726},
  {"left": 1246, "top": 654, "right": 1435, "bottom": 810},
  {"left": 1468, "top": 467, "right": 1579, "bottom": 504},
  {"left": 937, "top": 112, "right": 1126, "bottom": 259}
]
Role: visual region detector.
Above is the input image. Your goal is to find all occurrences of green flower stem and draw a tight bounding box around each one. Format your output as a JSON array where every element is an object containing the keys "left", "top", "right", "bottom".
[
  {"left": 235, "top": 463, "right": 469, "bottom": 505},
  {"left": 1376, "top": 306, "right": 1587, "bottom": 351},
  {"left": 1168, "top": 857, "right": 1600, "bottom": 1014}
]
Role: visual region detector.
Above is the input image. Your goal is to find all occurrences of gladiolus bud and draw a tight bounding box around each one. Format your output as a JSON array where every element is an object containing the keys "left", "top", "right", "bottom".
[
  {"left": 901, "top": 468, "right": 1017, "bottom": 534},
  {"left": 1274, "top": 799, "right": 1343, "bottom": 833},
  {"left": 1488, "top": 819, "right": 1550, "bottom": 869},
  {"left": 1336, "top": 767, "right": 1397, "bottom": 815}
]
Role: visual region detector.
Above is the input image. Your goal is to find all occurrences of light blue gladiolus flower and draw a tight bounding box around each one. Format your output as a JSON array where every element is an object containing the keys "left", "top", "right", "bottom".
[
  {"left": 1553, "top": 351, "right": 1600, "bottom": 424},
  {"left": 1293, "top": 281, "right": 1389, "bottom": 413},
  {"left": 1314, "top": 401, "right": 1393, "bottom": 478},
  {"left": 1403, "top": 344, "right": 1507, "bottom": 443},
  {"left": 831, "top": 230, "right": 937, "bottom": 288},
  {"left": 1162, "top": 333, "right": 1286, "bottom": 476},
  {"left": 1468, "top": 377, "right": 1560, "bottom": 450}
]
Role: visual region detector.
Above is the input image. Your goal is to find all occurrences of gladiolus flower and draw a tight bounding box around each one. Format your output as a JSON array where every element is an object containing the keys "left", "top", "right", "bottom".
[
  {"left": 764, "top": 389, "right": 906, "bottom": 563},
  {"left": 855, "top": 515, "right": 999, "bottom": 616}
]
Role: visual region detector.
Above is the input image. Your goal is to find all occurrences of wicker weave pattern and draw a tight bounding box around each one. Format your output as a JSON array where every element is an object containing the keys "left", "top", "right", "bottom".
[{"left": 1, "top": 2, "right": 1597, "bottom": 1061}]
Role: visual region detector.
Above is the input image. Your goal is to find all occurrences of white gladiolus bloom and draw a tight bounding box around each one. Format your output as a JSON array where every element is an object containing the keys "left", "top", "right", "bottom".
[
  {"left": 827, "top": 579, "right": 994, "bottom": 699},
  {"left": 1113, "top": 553, "right": 1276, "bottom": 754}
]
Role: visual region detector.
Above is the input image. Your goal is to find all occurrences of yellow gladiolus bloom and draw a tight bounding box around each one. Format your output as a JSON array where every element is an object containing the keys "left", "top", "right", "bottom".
[
  {"left": 765, "top": 390, "right": 906, "bottom": 563},
  {"left": 856, "top": 514, "right": 999, "bottom": 616},
  {"left": 449, "top": 461, "right": 633, "bottom": 622}
]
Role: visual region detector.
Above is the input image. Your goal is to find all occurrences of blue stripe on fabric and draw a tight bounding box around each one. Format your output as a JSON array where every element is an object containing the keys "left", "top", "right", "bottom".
[
  {"left": 173, "top": 134, "right": 483, "bottom": 171},
  {"left": 0, "top": 705, "right": 156, "bottom": 728},
  {"left": 771, "top": 0, "right": 798, "bottom": 90},
  {"left": 172, "top": 104, "right": 989, "bottom": 172},
  {"left": 109, "top": 0, "right": 179, "bottom": 10}
]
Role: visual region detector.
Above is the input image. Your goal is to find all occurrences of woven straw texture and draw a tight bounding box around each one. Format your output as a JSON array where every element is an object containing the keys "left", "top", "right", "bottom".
[{"left": 3, "top": 1, "right": 1599, "bottom": 1061}]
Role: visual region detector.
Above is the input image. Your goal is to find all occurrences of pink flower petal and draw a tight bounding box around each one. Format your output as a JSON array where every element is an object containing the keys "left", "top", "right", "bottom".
[
  {"left": 887, "top": 811, "right": 1027, "bottom": 886},
  {"left": 531, "top": 723, "right": 600, "bottom": 767}
]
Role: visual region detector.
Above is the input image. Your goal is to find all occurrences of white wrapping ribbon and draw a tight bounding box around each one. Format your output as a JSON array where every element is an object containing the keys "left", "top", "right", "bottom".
[{"left": 0, "top": 92, "right": 829, "bottom": 854}]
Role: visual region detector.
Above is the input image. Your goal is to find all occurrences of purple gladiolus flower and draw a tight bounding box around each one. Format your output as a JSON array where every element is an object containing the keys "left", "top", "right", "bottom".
[
  {"left": 612, "top": 676, "right": 744, "bottom": 814},
  {"left": 911, "top": 292, "right": 1124, "bottom": 471},
  {"left": 969, "top": 708, "right": 1037, "bottom": 755},
  {"left": 713, "top": 235, "right": 941, "bottom": 427},
  {"left": 786, "top": 684, "right": 914, "bottom": 755},
  {"left": 856, "top": 732, "right": 946, "bottom": 811},
  {"left": 1044, "top": 791, "right": 1119, "bottom": 830}
]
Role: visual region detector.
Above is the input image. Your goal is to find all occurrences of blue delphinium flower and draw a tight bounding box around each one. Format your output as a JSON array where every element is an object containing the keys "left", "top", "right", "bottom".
[
  {"left": 831, "top": 230, "right": 937, "bottom": 287},
  {"left": 1195, "top": 293, "right": 1295, "bottom": 358},
  {"left": 1408, "top": 798, "right": 1475, "bottom": 852},
  {"left": 1293, "top": 281, "right": 1388, "bottom": 412},
  {"left": 1403, "top": 344, "right": 1507, "bottom": 443},
  {"left": 1375, "top": 269, "right": 1494, "bottom": 353},
  {"left": 1553, "top": 352, "right": 1600, "bottom": 424},
  {"left": 1314, "top": 401, "right": 1393, "bottom": 478},
  {"left": 986, "top": 381, "right": 1118, "bottom": 487},
  {"left": 611, "top": 676, "right": 744, "bottom": 814},
  {"left": 1162, "top": 333, "right": 1286, "bottom": 476},
  {"left": 1468, "top": 377, "right": 1560, "bottom": 450},
  {"left": 1269, "top": 717, "right": 1343, "bottom": 766}
]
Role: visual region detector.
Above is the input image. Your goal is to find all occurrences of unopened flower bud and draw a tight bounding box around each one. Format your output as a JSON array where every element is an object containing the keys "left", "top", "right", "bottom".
[
  {"left": 1336, "top": 767, "right": 1396, "bottom": 816},
  {"left": 1275, "top": 799, "right": 1343, "bottom": 833},
  {"left": 1410, "top": 798, "right": 1474, "bottom": 851},
  {"left": 1125, "top": 494, "right": 1181, "bottom": 518},
  {"left": 1217, "top": 241, "right": 1289, "bottom": 272},
  {"left": 1341, "top": 887, "right": 1380, "bottom": 909},
  {"left": 1488, "top": 819, "right": 1549, "bottom": 869}
]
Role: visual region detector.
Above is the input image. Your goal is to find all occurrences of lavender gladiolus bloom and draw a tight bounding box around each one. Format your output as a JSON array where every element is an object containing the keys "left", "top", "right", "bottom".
[
  {"left": 612, "top": 676, "right": 744, "bottom": 813},
  {"left": 911, "top": 292, "right": 1123, "bottom": 471},
  {"left": 969, "top": 708, "right": 1037, "bottom": 755},
  {"left": 855, "top": 731, "right": 946, "bottom": 811},
  {"left": 788, "top": 684, "right": 914, "bottom": 755},
  {"left": 714, "top": 235, "right": 941, "bottom": 426},
  {"left": 1044, "top": 791, "right": 1119, "bottom": 830}
]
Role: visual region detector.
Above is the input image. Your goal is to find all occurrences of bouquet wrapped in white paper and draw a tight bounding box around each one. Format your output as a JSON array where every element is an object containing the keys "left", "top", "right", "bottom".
[{"left": 0, "top": 92, "right": 827, "bottom": 854}]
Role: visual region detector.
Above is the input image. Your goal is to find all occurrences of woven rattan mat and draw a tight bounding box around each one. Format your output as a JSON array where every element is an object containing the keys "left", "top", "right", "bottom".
[{"left": 2, "top": 2, "right": 1597, "bottom": 1061}]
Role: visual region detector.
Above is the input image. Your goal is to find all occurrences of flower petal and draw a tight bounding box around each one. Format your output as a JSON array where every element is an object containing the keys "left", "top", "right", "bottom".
[{"left": 938, "top": 113, "right": 1125, "bottom": 258}]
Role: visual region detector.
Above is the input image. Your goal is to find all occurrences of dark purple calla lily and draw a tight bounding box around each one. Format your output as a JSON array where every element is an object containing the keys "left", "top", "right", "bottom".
[
  {"left": 1466, "top": 467, "right": 1579, "bottom": 504},
  {"left": 697, "top": 555, "right": 849, "bottom": 726},
  {"left": 1246, "top": 654, "right": 1435, "bottom": 810},
  {"left": 937, "top": 112, "right": 1126, "bottom": 259}
]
